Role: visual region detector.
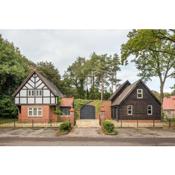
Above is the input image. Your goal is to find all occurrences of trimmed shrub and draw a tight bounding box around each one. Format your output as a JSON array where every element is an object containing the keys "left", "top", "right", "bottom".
[
  {"left": 102, "top": 120, "right": 115, "bottom": 133},
  {"left": 59, "top": 120, "right": 72, "bottom": 133}
]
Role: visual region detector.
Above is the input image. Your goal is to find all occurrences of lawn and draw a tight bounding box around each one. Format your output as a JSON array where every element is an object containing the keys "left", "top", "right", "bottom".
[{"left": 0, "top": 118, "right": 17, "bottom": 124}]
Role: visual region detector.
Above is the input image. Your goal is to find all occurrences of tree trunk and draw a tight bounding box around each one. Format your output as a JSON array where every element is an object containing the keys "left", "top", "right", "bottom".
[
  {"left": 101, "top": 78, "right": 104, "bottom": 101},
  {"left": 111, "top": 74, "right": 114, "bottom": 94},
  {"left": 159, "top": 82, "right": 165, "bottom": 119}
]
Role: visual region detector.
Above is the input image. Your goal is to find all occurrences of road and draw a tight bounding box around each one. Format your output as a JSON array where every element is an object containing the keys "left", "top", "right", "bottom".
[{"left": 1, "top": 137, "right": 175, "bottom": 146}]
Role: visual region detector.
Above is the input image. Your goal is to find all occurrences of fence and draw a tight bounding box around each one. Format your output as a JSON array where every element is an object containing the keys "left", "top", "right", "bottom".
[
  {"left": 0, "top": 119, "right": 62, "bottom": 128},
  {"left": 0, "top": 118, "right": 175, "bottom": 129},
  {"left": 112, "top": 119, "right": 175, "bottom": 128}
]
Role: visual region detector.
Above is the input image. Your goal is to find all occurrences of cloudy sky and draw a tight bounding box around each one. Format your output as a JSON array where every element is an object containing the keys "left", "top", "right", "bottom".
[{"left": 0, "top": 30, "right": 174, "bottom": 92}]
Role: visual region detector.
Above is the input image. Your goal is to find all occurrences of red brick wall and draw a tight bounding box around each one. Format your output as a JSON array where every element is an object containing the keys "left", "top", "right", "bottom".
[
  {"left": 101, "top": 100, "right": 112, "bottom": 119},
  {"left": 18, "top": 105, "right": 75, "bottom": 125},
  {"left": 19, "top": 105, "right": 51, "bottom": 123}
]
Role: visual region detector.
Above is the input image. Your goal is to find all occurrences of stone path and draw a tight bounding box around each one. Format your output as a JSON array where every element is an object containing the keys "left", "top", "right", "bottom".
[{"left": 76, "top": 119, "right": 100, "bottom": 128}]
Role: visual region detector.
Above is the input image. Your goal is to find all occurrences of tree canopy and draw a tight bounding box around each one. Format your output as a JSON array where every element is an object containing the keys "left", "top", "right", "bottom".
[
  {"left": 63, "top": 52, "right": 121, "bottom": 100},
  {"left": 121, "top": 29, "right": 175, "bottom": 113}
]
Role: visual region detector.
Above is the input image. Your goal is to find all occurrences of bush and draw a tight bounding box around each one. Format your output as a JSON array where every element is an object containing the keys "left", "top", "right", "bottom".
[
  {"left": 59, "top": 121, "right": 72, "bottom": 133},
  {"left": 0, "top": 96, "right": 18, "bottom": 118},
  {"left": 102, "top": 120, "right": 115, "bottom": 134}
]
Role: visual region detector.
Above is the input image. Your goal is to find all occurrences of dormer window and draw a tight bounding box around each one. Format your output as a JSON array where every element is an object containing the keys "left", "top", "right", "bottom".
[{"left": 137, "top": 89, "right": 143, "bottom": 99}]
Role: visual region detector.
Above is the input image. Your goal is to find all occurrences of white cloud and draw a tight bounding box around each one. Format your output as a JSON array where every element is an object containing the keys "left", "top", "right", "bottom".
[{"left": 0, "top": 30, "right": 174, "bottom": 92}]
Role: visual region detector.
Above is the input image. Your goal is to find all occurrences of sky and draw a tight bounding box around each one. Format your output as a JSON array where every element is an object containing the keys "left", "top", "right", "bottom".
[{"left": 0, "top": 30, "right": 174, "bottom": 92}]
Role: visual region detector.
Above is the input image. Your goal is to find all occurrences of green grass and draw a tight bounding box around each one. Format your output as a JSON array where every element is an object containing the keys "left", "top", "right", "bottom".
[{"left": 0, "top": 118, "right": 17, "bottom": 124}]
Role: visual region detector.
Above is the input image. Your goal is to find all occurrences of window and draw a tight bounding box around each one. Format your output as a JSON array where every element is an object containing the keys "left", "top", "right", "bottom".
[
  {"left": 28, "top": 107, "right": 42, "bottom": 117},
  {"left": 147, "top": 105, "right": 153, "bottom": 115},
  {"left": 36, "top": 90, "right": 42, "bottom": 96},
  {"left": 28, "top": 90, "right": 42, "bottom": 97},
  {"left": 127, "top": 105, "right": 133, "bottom": 115},
  {"left": 61, "top": 107, "right": 70, "bottom": 115},
  {"left": 28, "top": 90, "right": 34, "bottom": 96},
  {"left": 137, "top": 89, "right": 143, "bottom": 99}
]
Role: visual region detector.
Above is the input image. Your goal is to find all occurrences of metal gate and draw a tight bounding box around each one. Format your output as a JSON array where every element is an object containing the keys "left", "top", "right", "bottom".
[{"left": 80, "top": 105, "right": 96, "bottom": 119}]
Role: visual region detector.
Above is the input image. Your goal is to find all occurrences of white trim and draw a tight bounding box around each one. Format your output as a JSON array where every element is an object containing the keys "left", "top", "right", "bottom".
[
  {"left": 147, "top": 105, "right": 153, "bottom": 115},
  {"left": 137, "top": 89, "right": 143, "bottom": 99},
  {"left": 28, "top": 107, "right": 43, "bottom": 117},
  {"left": 127, "top": 105, "right": 133, "bottom": 115}
]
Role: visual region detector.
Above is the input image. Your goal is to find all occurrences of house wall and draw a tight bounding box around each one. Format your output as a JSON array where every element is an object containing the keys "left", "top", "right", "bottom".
[
  {"left": 15, "top": 73, "right": 57, "bottom": 105},
  {"left": 18, "top": 105, "right": 51, "bottom": 123},
  {"left": 118, "top": 83, "right": 161, "bottom": 120},
  {"left": 101, "top": 101, "right": 112, "bottom": 119},
  {"left": 18, "top": 105, "right": 75, "bottom": 125},
  {"left": 164, "top": 110, "right": 175, "bottom": 118}
]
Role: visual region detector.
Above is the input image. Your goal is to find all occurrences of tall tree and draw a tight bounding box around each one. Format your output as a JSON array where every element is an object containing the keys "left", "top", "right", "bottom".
[
  {"left": 121, "top": 29, "right": 175, "bottom": 115},
  {"left": 107, "top": 53, "right": 121, "bottom": 93},
  {"left": 0, "top": 34, "right": 34, "bottom": 118},
  {"left": 37, "top": 61, "right": 63, "bottom": 91},
  {"left": 63, "top": 57, "right": 87, "bottom": 98}
]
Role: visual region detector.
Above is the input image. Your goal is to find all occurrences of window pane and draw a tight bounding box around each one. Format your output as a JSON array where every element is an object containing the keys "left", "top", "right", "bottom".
[
  {"left": 38, "top": 108, "right": 42, "bottom": 116},
  {"left": 33, "top": 108, "right": 37, "bottom": 115},
  {"left": 61, "top": 108, "right": 70, "bottom": 115}
]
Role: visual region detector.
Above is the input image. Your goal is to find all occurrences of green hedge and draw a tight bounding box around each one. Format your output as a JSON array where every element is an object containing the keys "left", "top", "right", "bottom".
[
  {"left": 102, "top": 120, "right": 115, "bottom": 134},
  {"left": 59, "top": 121, "right": 72, "bottom": 132}
]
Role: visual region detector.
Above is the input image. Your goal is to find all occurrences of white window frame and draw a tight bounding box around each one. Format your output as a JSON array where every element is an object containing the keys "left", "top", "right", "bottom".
[
  {"left": 36, "top": 90, "right": 43, "bottom": 97},
  {"left": 28, "top": 90, "right": 35, "bottom": 97},
  {"left": 147, "top": 105, "right": 153, "bottom": 115},
  {"left": 28, "top": 107, "right": 43, "bottom": 117},
  {"left": 137, "top": 89, "right": 143, "bottom": 99},
  {"left": 28, "top": 90, "right": 43, "bottom": 97},
  {"left": 127, "top": 105, "right": 133, "bottom": 115}
]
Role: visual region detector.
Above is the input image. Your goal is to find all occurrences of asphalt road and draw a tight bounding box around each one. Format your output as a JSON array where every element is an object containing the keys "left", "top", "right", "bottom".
[{"left": 1, "top": 137, "right": 175, "bottom": 146}]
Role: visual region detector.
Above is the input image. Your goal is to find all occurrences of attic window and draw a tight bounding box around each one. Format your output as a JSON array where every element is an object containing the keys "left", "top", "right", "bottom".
[
  {"left": 137, "top": 89, "right": 143, "bottom": 99},
  {"left": 28, "top": 90, "right": 35, "bottom": 96},
  {"left": 28, "top": 90, "right": 42, "bottom": 97}
]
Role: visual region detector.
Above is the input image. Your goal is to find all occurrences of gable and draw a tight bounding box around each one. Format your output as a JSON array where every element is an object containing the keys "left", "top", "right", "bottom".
[
  {"left": 109, "top": 81, "right": 131, "bottom": 102},
  {"left": 112, "top": 80, "right": 161, "bottom": 106},
  {"left": 121, "top": 81, "right": 161, "bottom": 106},
  {"left": 13, "top": 71, "right": 63, "bottom": 105}
]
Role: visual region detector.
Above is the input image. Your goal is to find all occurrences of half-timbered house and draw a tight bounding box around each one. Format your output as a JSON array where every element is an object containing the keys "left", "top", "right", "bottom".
[
  {"left": 13, "top": 70, "right": 74, "bottom": 123},
  {"left": 110, "top": 80, "right": 161, "bottom": 120}
]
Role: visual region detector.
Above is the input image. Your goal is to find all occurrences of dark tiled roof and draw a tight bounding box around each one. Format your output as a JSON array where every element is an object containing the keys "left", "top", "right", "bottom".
[
  {"left": 112, "top": 80, "right": 140, "bottom": 106},
  {"left": 109, "top": 80, "right": 131, "bottom": 100},
  {"left": 112, "top": 79, "right": 161, "bottom": 106},
  {"left": 13, "top": 70, "right": 64, "bottom": 97},
  {"left": 37, "top": 71, "right": 64, "bottom": 97}
]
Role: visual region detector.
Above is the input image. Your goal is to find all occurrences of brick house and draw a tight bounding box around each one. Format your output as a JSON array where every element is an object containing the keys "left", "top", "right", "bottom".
[
  {"left": 163, "top": 96, "right": 175, "bottom": 118},
  {"left": 13, "top": 70, "right": 74, "bottom": 123},
  {"left": 109, "top": 80, "right": 161, "bottom": 120}
]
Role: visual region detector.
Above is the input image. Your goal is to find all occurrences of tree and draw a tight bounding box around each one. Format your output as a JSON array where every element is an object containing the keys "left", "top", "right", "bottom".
[
  {"left": 63, "top": 57, "right": 87, "bottom": 98},
  {"left": 121, "top": 29, "right": 175, "bottom": 115},
  {"left": 37, "top": 61, "right": 63, "bottom": 91},
  {"left": 107, "top": 53, "right": 121, "bottom": 93},
  {"left": 63, "top": 53, "right": 121, "bottom": 100},
  {"left": 0, "top": 95, "right": 18, "bottom": 118},
  {"left": 0, "top": 34, "right": 34, "bottom": 118},
  {"left": 0, "top": 35, "right": 30, "bottom": 96}
]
